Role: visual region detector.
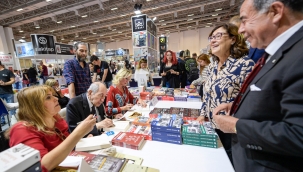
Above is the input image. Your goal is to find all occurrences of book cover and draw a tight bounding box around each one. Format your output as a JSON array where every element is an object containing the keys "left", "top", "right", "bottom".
[
  {"left": 69, "top": 151, "right": 96, "bottom": 164},
  {"left": 151, "top": 114, "right": 183, "bottom": 134},
  {"left": 132, "top": 116, "right": 152, "bottom": 126},
  {"left": 75, "top": 135, "right": 112, "bottom": 151},
  {"left": 152, "top": 135, "right": 182, "bottom": 145},
  {"left": 182, "top": 122, "right": 217, "bottom": 139},
  {"left": 111, "top": 132, "right": 145, "bottom": 150},
  {"left": 127, "top": 124, "right": 152, "bottom": 140},
  {"left": 88, "top": 155, "right": 125, "bottom": 172}
]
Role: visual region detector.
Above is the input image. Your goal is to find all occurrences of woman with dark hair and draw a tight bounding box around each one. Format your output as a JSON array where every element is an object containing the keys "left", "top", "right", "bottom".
[
  {"left": 159, "top": 50, "right": 180, "bottom": 88},
  {"left": 196, "top": 23, "right": 255, "bottom": 162},
  {"left": 191, "top": 53, "right": 211, "bottom": 86}
]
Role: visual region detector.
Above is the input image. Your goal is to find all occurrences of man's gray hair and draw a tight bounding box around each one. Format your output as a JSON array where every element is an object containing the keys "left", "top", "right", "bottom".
[
  {"left": 252, "top": 0, "right": 303, "bottom": 13},
  {"left": 73, "top": 42, "right": 87, "bottom": 51},
  {"left": 87, "top": 82, "right": 100, "bottom": 94},
  {"left": 87, "top": 82, "right": 106, "bottom": 94}
]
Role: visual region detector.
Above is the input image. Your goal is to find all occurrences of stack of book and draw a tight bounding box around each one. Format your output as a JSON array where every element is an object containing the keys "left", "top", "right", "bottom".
[
  {"left": 127, "top": 123, "right": 152, "bottom": 140},
  {"left": 111, "top": 132, "right": 145, "bottom": 150},
  {"left": 182, "top": 121, "right": 218, "bottom": 148},
  {"left": 151, "top": 114, "right": 183, "bottom": 145}
]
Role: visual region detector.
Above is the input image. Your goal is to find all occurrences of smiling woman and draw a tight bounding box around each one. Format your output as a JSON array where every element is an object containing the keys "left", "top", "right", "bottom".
[{"left": 6, "top": 85, "right": 96, "bottom": 172}]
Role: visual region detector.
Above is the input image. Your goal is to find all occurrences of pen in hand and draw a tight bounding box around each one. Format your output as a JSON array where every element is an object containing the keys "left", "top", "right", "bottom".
[{"left": 77, "top": 114, "right": 97, "bottom": 125}]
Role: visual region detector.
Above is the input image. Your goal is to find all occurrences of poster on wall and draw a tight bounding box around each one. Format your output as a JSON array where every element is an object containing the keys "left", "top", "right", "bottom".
[
  {"left": 0, "top": 55, "right": 14, "bottom": 69},
  {"left": 15, "top": 42, "right": 35, "bottom": 57},
  {"left": 31, "top": 34, "right": 56, "bottom": 55},
  {"left": 55, "top": 43, "right": 74, "bottom": 55},
  {"left": 133, "top": 31, "right": 147, "bottom": 47},
  {"left": 147, "top": 20, "right": 157, "bottom": 36},
  {"left": 131, "top": 14, "right": 147, "bottom": 32}
]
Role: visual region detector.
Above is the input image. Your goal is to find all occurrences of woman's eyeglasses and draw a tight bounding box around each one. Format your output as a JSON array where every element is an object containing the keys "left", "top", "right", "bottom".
[
  {"left": 54, "top": 128, "right": 67, "bottom": 141},
  {"left": 208, "top": 32, "right": 228, "bottom": 42}
]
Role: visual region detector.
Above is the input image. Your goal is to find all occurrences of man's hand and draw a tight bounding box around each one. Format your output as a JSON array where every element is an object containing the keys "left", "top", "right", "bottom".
[
  {"left": 96, "top": 118, "right": 113, "bottom": 129},
  {"left": 213, "top": 103, "right": 233, "bottom": 116},
  {"left": 213, "top": 115, "right": 239, "bottom": 133},
  {"left": 121, "top": 104, "right": 133, "bottom": 111}
]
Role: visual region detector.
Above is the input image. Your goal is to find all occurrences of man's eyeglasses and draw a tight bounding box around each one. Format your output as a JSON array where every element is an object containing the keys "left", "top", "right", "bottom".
[{"left": 208, "top": 32, "right": 228, "bottom": 42}]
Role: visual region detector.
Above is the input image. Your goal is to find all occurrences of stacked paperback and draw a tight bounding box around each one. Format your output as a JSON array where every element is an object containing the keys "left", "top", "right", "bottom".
[{"left": 182, "top": 121, "right": 218, "bottom": 148}]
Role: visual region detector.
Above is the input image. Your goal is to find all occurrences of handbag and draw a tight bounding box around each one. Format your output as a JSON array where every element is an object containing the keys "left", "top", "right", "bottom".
[{"left": 22, "top": 80, "right": 29, "bottom": 85}]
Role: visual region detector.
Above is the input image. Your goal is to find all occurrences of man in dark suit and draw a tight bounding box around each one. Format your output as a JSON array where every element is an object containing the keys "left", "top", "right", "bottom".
[
  {"left": 213, "top": 0, "right": 303, "bottom": 171},
  {"left": 66, "top": 82, "right": 114, "bottom": 137}
]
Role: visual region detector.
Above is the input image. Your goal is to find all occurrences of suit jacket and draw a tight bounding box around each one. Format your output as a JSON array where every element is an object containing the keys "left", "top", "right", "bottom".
[
  {"left": 66, "top": 93, "right": 106, "bottom": 136},
  {"left": 233, "top": 26, "right": 303, "bottom": 171}
]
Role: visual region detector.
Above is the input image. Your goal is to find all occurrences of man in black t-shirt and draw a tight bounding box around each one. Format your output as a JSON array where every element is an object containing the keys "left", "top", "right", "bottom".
[
  {"left": 90, "top": 55, "right": 112, "bottom": 88},
  {"left": 27, "top": 66, "right": 38, "bottom": 86},
  {"left": 0, "top": 61, "right": 15, "bottom": 125}
]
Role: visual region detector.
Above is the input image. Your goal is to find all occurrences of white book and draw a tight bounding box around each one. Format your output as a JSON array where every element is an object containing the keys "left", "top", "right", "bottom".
[
  {"left": 0, "top": 143, "right": 40, "bottom": 172},
  {"left": 75, "top": 135, "right": 112, "bottom": 151},
  {"left": 103, "top": 120, "right": 131, "bottom": 132}
]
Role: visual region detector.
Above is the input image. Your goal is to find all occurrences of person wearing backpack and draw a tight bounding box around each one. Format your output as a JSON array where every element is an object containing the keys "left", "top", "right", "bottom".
[{"left": 184, "top": 49, "right": 199, "bottom": 85}]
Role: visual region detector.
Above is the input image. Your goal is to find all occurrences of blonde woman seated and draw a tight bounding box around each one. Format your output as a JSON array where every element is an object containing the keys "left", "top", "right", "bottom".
[
  {"left": 45, "top": 79, "right": 69, "bottom": 108},
  {"left": 134, "top": 58, "right": 154, "bottom": 87},
  {"left": 190, "top": 54, "right": 211, "bottom": 86},
  {"left": 7, "top": 85, "right": 96, "bottom": 172},
  {"left": 106, "top": 68, "right": 147, "bottom": 118}
]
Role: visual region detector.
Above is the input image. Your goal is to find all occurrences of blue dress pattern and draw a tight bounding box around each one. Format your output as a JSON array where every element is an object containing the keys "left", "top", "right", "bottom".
[{"left": 200, "top": 56, "right": 255, "bottom": 126}]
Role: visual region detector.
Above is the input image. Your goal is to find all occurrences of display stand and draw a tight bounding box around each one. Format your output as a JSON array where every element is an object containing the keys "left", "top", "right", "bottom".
[{"left": 131, "top": 14, "right": 157, "bottom": 73}]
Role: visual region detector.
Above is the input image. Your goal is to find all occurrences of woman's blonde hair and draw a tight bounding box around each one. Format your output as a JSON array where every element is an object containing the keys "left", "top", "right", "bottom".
[
  {"left": 45, "top": 78, "right": 57, "bottom": 87},
  {"left": 17, "top": 85, "right": 59, "bottom": 133},
  {"left": 136, "top": 58, "right": 147, "bottom": 70},
  {"left": 112, "top": 68, "right": 132, "bottom": 85},
  {"left": 197, "top": 54, "right": 211, "bottom": 74}
]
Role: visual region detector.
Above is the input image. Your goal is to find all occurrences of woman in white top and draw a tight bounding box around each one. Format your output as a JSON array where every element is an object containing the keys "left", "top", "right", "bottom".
[
  {"left": 191, "top": 54, "right": 211, "bottom": 86},
  {"left": 134, "top": 58, "right": 154, "bottom": 86},
  {"left": 48, "top": 64, "right": 54, "bottom": 77}
]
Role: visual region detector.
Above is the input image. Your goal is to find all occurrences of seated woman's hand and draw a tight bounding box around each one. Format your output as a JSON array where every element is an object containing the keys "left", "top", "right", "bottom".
[
  {"left": 196, "top": 115, "right": 205, "bottom": 124},
  {"left": 75, "top": 115, "right": 96, "bottom": 136},
  {"left": 122, "top": 104, "right": 133, "bottom": 111},
  {"left": 114, "top": 113, "right": 124, "bottom": 119},
  {"left": 137, "top": 99, "right": 147, "bottom": 107}
]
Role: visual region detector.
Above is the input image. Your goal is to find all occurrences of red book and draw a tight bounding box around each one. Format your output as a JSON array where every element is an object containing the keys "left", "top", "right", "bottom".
[
  {"left": 69, "top": 151, "right": 96, "bottom": 164},
  {"left": 111, "top": 132, "right": 145, "bottom": 150}
]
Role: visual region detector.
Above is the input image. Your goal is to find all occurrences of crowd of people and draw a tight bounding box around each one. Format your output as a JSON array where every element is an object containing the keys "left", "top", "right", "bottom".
[{"left": 1, "top": 0, "right": 303, "bottom": 171}]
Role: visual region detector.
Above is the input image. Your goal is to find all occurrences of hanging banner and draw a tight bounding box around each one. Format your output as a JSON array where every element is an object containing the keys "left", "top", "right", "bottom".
[
  {"left": 55, "top": 43, "right": 74, "bottom": 55},
  {"left": 0, "top": 55, "right": 14, "bottom": 70},
  {"left": 159, "top": 36, "right": 167, "bottom": 63},
  {"left": 15, "top": 42, "right": 35, "bottom": 57},
  {"left": 132, "top": 14, "right": 147, "bottom": 32},
  {"left": 31, "top": 34, "right": 56, "bottom": 54}
]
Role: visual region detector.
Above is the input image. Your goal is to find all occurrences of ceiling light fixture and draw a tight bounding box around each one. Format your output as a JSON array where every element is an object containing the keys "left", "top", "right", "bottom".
[
  {"left": 159, "top": 20, "right": 165, "bottom": 22},
  {"left": 111, "top": 7, "right": 118, "bottom": 10},
  {"left": 188, "top": 14, "right": 194, "bottom": 16},
  {"left": 121, "top": 14, "right": 126, "bottom": 17},
  {"left": 19, "top": 30, "right": 24, "bottom": 32},
  {"left": 215, "top": 8, "right": 222, "bottom": 11},
  {"left": 207, "top": 23, "right": 212, "bottom": 25},
  {"left": 205, "top": 26, "right": 210, "bottom": 27},
  {"left": 50, "top": 30, "right": 55, "bottom": 32},
  {"left": 93, "top": 33, "right": 97, "bottom": 34},
  {"left": 112, "top": 29, "right": 116, "bottom": 31},
  {"left": 57, "top": 21, "right": 62, "bottom": 23},
  {"left": 83, "top": 38, "right": 86, "bottom": 39},
  {"left": 162, "top": 23, "right": 166, "bottom": 26},
  {"left": 165, "top": 30, "right": 169, "bottom": 32},
  {"left": 35, "top": 26, "right": 40, "bottom": 29},
  {"left": 152, "top": 7, "right": 158, "bottom": 9},
  {"left": 71, "top": 25, "right": 76, "bottom": 28},
  {"left": 21, "top": 36, "right": 25, "bottom": 38},
  {"left": 94, "top": 21, "right": 98, "bottom": 23},
  {"left": 46, "top": 0, "right": 52, "bottom": 2},
  {"left": 152, "top": 17, "right": 157, "bottom": 21},
  {"left": 187, "top": 19, "right": 193, "bottom": 21},
  {"left": 118, "top": 31, "right": 122, "bottom": 33},
  {"left": 61, "top": 38, "right": 65, "bottom": 40},
  {"left": 81, "top": 15, "right": 88, "bottom": 18},
  {"left": 16, "top": 9, "right": 23, "bottom": 12},
  {"left": 212, "top": 14, "right": 218, "bottom": 16}
]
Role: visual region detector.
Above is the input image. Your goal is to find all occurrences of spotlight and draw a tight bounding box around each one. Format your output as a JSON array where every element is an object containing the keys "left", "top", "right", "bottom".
[{"left": 134, "top": 4, "right": 142, "bottom": 14}]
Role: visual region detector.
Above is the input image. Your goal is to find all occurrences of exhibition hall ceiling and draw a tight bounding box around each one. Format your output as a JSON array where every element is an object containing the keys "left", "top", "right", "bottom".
[{"left": 0, "top": 0, "right": 241, "bottom": 44}]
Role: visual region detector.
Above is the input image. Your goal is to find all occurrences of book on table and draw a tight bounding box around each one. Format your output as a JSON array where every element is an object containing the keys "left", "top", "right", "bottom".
[
  {"left": 111, "top": 132, "right": 145, "bottom": 150},
  {"left": 103, "top": 120, "right": 131, "bottom": 132},
  {"left": 75, "top": 135, "right": 112, "bottom": 151}
]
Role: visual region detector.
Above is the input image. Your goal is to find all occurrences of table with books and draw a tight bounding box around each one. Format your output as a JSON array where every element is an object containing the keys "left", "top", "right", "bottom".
[{"left": 105, "top": 101, "right": 235, "bottom": 172}]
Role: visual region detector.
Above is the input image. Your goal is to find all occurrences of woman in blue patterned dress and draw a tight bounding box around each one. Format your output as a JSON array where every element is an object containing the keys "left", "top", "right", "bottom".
[{"left": 196, "top": 23, "right": 255, "bottom": 163}]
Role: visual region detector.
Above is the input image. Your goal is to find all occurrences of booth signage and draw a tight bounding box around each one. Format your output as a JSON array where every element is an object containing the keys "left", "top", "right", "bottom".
[
  {"left": 15, "top": 42, "right": 35, "bottom": 57},
  {"left": 0, "top": 55, "right": 14, "bottom": 70},
  {"left": 55, "top": 43, "right": 74, "bottom": 55},
  {"left": 132, "top": 15, "right": 147, "bottom": 32},
  {"left": 31, "top": 34, "right": 56, "bottom": 54}
]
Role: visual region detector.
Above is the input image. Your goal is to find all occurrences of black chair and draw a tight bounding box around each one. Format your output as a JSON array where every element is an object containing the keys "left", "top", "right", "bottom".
[{"left": 0, "top": 130, "right": 10, "bottom": 152}]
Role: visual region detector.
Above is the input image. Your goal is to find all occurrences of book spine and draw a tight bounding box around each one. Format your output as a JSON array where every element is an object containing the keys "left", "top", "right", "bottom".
[
  {"left": 151, "top": 126, "right": 181, "bottom": 133},
  {"left": 152, "top": 136, "right": 182, "bottom": 145},
  {"left": 183, "top": 141, "right": 218, "bottom": 148},
  {"left": 181, "top": 132, "right": 217, "bottom": 139},
  {"left": 182, "top": 135, "right": 217, "bottom": 142},
  {"left": 152, "top": 131, "right": 181, "bottom": 139},
  {"left": 182, "top": 138, "right": 218, "bottom": 146}
]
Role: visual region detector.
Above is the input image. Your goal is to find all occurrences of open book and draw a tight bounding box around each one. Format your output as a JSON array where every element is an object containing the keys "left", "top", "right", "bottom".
[{"left": 75, "top": 135, "right": 112, "bottom": 151}]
